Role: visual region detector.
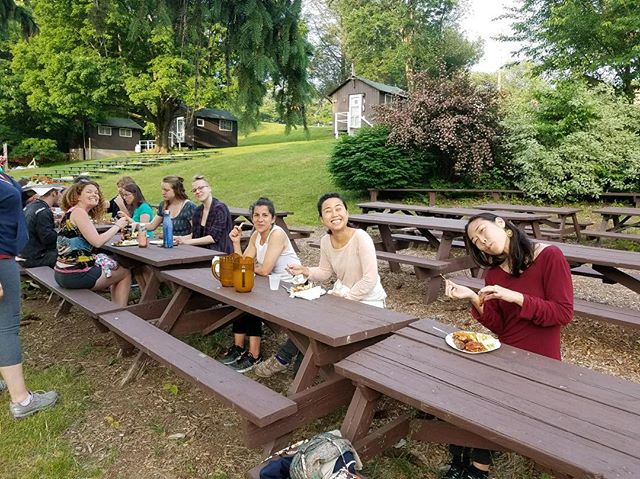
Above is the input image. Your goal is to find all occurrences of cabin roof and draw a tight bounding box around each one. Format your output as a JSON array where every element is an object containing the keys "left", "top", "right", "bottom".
[{"left": 327, "top": 75, "right": 406, "bottom": 97}]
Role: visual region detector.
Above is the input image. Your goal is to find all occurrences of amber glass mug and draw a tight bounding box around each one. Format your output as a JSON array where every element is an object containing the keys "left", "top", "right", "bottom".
[
  {"left": 233, "top": 256, "right": 255, "bottom": 293},
  {"left": 211, "top": 253, "right": 240, "bottom": 287}
]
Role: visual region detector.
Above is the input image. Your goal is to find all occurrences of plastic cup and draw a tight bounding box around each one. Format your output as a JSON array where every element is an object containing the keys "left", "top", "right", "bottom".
[{"left": 268, "top": 275, "right": 280, "bottom": 291}]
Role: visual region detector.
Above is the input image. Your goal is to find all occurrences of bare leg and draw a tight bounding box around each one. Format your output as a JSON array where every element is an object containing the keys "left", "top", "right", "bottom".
[
  {"left": 234, "top": 333, "right": 246, "bottom": 348},
  {"left": 93, "top": 267, "right": 132, "bottom": 307},
  {"left": 248, "top": 336, "right": 261, "bottom": 358},
  {"left": 0, "top": 364, "right": 29, "bottom": 403}
]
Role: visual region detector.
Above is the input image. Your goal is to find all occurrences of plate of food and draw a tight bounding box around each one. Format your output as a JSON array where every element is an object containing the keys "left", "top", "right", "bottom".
[
  {"left": 112, "top": 239, "right": 139, "bottom": 247},
  {"left": 445, "top": 331, "right": 500, "bottom": 354},
  {"left": 149, "top": 239, "right": 163, "bottom": 246}
]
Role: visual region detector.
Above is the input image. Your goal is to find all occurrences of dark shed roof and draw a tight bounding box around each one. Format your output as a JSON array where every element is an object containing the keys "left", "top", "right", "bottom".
[
  {"left": 196, "top": 108, "right": 237, "bottom": 121},
  {"left": 99, "top": 117, "right": 144, "bottom": 130},
  {"left": 327, "top": 75, "right": 406, "bottom": 97}
]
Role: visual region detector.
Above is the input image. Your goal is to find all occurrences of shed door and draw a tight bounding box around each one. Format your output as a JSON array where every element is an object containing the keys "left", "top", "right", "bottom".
[
  {"left": 348, "top": 94, "right": 362, "bottom": 128},
  {"left": 176, "top": 117, "right": 185, "bottom": 143}
]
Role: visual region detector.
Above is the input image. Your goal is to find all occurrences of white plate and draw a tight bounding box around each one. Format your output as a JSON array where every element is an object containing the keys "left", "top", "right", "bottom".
[
  {"left": 149, "top": 239, "right": 163, "bottom": 245},
  {"left": 445, "top": 331, "right": 501, "bottom": 354}
]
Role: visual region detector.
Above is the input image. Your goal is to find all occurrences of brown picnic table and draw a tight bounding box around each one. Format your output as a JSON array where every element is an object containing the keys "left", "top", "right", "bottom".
[
  {"left": 102, "top": 240, "right": 222, "bottom": 303},
  {"left": 147, "top": 268, "right": 417, "bottom": 454},
  {"left": 357, "top": 201, "right": 549, "bottom": 238},
  {"left": 550, "top": 241, "right": 640, "bottom": 295},
  {"left": 348, "top": 213, "right": 478, "bottom": 302},
  {"left": 336, "top": 318, "right": 640, "bottom": 478},
  {"left": 228, "top": 206, "right": 311, "bottom": 252},
  {"left": 475, "top": 203, "right": 585, "bottom": 241},
  {"left": 587, "top": 207, "right": 640, "bottom": 243}
]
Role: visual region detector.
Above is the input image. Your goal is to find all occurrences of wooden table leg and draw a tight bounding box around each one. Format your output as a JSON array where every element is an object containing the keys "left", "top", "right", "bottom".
[
  {"left": 592, "top": 265, "right": 640, "bottom": 294},
  {"left": 378, "top": 224, "right": 401, "bottom": 273},
  {"left": 571, "top": 214, "right": 582, "bottom": 241},
  {"left": 139, "top": 270, "right": 161, "bottom": 303},
  {"left": 341, "top": 385, "right": 381, "bottom": 443}
]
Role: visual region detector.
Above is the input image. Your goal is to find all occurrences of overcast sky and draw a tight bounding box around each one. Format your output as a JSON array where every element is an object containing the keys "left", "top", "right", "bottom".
[{"left": 460, "top": 0, "right": 522, "bottom": 72}]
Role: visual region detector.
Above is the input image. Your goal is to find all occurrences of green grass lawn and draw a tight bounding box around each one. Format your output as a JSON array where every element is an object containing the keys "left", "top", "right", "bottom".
[{"left": 19, "top": 123, "right": 360, "bottom": 225}]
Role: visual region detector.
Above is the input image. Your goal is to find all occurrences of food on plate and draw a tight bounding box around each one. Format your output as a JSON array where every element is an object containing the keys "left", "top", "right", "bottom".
[
  {"left": 450, "top": 331, "right": 497, "bottom": 353},
  {"left": 113, "top": 239, "right": 138, "bottom": 247},
  {"left": 291, "top": 281, "right": 313, "bottom": 293}
]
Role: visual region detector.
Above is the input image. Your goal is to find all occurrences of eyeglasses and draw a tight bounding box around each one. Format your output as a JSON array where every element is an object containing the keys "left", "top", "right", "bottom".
[{"left": 191, "top": 185, "right": 209, "bottom": 193}]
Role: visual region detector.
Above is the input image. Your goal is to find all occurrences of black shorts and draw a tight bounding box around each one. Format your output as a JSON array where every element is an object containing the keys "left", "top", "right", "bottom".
[{"left": 54, "top": 266, "right": 103, "bottom": 289}]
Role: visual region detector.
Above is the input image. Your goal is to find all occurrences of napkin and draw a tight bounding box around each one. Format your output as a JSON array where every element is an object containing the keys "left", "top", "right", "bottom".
[{"left": 290, "top": 285, "right": 326, "bottom": 300}]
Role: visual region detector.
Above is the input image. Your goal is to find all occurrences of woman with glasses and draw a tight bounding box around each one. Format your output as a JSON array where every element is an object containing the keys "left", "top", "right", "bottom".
[
  {"left": 144, "top": 175, "right": 197, "bottom": 237},
  {"left": 173, "top": 175, "right": 234, "bottom": 253}
]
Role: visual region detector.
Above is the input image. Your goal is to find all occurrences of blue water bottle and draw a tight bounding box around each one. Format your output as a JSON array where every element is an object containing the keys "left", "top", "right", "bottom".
[{"left": 162, "top": 211, "right": 173, "bottom": 248}]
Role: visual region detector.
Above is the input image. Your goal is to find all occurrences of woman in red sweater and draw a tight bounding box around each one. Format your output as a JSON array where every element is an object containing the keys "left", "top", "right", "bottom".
[{"left": 443, "top": 212, "right": 573, "bottom": 479}]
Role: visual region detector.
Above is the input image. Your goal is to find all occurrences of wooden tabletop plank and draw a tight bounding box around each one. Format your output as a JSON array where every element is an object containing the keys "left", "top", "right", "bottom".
[
  {"left": 357, "top": 202, "right": 550, "bottom": 222},
  {"left": 476, "top": 203, "right": 581, "bottom": 215},
  {"left": 103, "top": 242, "right": 222, "bottom": 268},
  {"left": 368, "top": 334, "right": 640, "bottom": 447},
  {"left": 547, "top": 241, "right": 640, "bottom": 270},
  {"left": 593, "top": 207, "right": 640, "bottom": 216},
  {"left": 349, "top": 213, "right": 467, "bottom": 234},
  {"left": 405, "top": 319, "right": 640, "bottom": 404},
  {"left": 160, "top": 268, "right": 417, "bottom": 347}
]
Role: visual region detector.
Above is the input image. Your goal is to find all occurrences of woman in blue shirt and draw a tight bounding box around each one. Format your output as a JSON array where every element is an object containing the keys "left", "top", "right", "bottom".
[
  {"left": 0, "top": 166, "right": 58, "bottom": 418},
  {"left": 120, "top": 183, "right": 154, "bottom": 236},
  {"left": 143, "top": 176, "right": 197, "bottom": 237}
]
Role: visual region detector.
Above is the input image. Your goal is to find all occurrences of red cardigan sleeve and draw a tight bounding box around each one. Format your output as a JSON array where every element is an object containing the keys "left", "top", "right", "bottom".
[
  {"left": 471, "top": 287, "right": 506, "bottom": 335},
  {"left": 519, "top": 246, "right": 574, "bottom": 327}
]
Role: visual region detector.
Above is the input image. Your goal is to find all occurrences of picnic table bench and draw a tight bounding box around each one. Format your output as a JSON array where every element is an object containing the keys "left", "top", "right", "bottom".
[
  {"left": 336, "top": 318, "right": 640, "bottom": 478},
  {"left": 586, "top": 207, "right": 640, "bottom": 243},
  {"left": 599, "top": 191, "right": 640, "bottom": 207},
  {"left": 22, "top": 266, "right": 121, "bottom": 333},
  {"left": 475, "top": 203, "right": 585, "bottom": 241},
  {"left": 367, "top": 188, "right": 523, "bottom": 205},
  {"left": 99, "top": 309, "right": 297, "bottom": 428}
]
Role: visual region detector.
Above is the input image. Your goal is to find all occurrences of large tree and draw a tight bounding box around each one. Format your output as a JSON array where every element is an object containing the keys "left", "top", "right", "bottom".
[
  {"left": 12, "top": 0, "right": 312, "bottom": 151},
  {"left": 330, "top": 0, "right": 482, "bottom": 88},
  {"left": 508, "top": 0, "right": 640, "bottom": 101},
  {"left": 0, "top": 0, "right": 36, "bottom": 37}
]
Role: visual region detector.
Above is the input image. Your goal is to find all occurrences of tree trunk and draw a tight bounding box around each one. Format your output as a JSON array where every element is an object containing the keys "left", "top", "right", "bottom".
[{"left": 154, "top": 99, "right": 178, "bottom": 153}]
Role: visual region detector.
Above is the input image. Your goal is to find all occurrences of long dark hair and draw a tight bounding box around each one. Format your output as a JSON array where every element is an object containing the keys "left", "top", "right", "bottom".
[
  {"left": 162, "top": 175, "right": 188, "bottom": 208},
  {"left": 465, "top": 212, "right": 534, "bottom": 277},
  {"left": 122, "top": 183, "right": 147, "bottom": 214}
]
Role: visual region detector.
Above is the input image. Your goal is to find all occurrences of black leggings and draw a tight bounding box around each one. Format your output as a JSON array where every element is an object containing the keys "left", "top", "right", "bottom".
[
  {"left": 232, "top": 314, "right": 262, "bottom": 337},
  {"left": 449, "top": 445, "right": 492, "bottom": 466}
]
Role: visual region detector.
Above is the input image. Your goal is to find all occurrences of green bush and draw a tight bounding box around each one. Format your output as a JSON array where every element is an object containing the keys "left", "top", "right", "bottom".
[
  {"left": 327, "top": 126, "right": 422, "bottom": 192},
  {"left": 501, "top": 81, "right": 640, "bottom": 200},
  {"left": 10, "top": 138, "right": 64, "bottom": 165}
]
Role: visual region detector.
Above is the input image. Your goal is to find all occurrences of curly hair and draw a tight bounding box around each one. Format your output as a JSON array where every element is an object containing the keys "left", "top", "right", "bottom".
[{"left": 60, "top": 180, "right": 105, "bottom": 221}]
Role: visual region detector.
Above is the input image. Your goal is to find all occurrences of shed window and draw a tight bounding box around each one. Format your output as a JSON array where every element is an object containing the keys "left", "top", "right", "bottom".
[
  {"left": 119, "top": 128, "right": 132, "bottom": 138},
  {"left": 384, "top": 94, "right": 394, "bottom": 104},
  {"left": 196, "top": 118, "right": 205, "bottom": 127},
  {"left": 219, "top": 119, "right": 233, "bottom": 131},
  {"left": 98, "top": 126, "right": 112, "bottom": 136}
]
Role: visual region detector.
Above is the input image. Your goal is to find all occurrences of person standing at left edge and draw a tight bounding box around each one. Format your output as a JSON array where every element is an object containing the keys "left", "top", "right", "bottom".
[{"left": 0, "top": 155, "right": 58, "bottom": 418}]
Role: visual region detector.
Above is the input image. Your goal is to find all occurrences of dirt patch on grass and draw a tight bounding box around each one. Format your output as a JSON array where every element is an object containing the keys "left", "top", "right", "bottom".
[{"left": 18, "top": 231, "right": 640, "bottom": 479}]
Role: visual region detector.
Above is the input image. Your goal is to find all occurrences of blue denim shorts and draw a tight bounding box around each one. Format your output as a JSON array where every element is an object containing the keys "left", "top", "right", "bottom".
[{"left": 0, "top": 259, "right": 22, "bottom": 366}]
